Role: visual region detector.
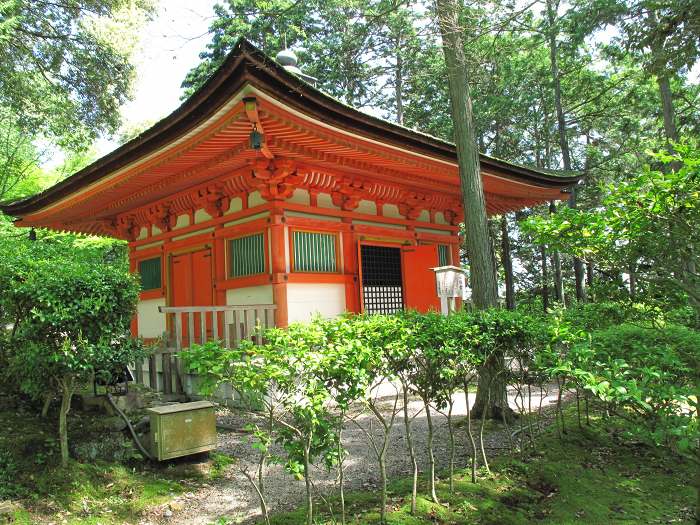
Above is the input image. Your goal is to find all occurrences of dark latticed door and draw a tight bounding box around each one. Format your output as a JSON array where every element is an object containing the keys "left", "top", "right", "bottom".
[{"left": 359, "top": 244, "right": 404, "bottom": 314}]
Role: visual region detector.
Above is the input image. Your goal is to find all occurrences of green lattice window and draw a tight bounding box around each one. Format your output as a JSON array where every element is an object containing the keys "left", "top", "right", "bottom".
[
  {"left": 293, "top": 231, "right": 337, "bottom": 272},
  {"left": 138, "top": 257, "right": 161, "bottom": 290},
  {"left": 438, "top": 244, "right": 451, "bottom": 266},
  {"left": 229, "top": 233, "right": 265, "bottom": 277}
]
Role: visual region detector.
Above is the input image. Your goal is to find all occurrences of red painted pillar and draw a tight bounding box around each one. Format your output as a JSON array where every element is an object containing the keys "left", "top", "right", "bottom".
[
  {"left": 270, "top": 210, "right": 288, "bottom": 327},
  {"left": 129, "top": 247, "right": 139, "bottom": 337},
  {"left": 342, "top": 220, "right": 359, "bottom": 313}
]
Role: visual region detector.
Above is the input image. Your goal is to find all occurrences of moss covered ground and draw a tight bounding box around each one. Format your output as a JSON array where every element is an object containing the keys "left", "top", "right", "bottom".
[
  {"left": 247, "top": 408, "right": 695, "bottom": 525},
  {"left": 0, "top": 404, "right": 204, "bottom": 524}
]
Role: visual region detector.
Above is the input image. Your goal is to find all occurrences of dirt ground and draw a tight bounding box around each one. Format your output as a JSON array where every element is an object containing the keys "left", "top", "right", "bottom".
[{"left": 155, "top": 384, "right": 563, "bottom": 525}]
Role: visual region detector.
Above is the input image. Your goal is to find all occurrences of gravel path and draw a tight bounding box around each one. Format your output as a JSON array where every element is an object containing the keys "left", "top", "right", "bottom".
[{"left": 150, "top": 384, "right": 564, "bottom": 525}]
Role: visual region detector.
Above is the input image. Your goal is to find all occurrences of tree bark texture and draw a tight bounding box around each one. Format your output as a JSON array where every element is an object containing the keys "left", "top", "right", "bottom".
[
  {"left": 436, "top": 0, "right": 504, "bottom": 421},
  {"left": 436, "top": 0, "right": 499, "bottom": 310},
  {"left": 541, "top": 244, "right": 550, "bottom": 311},
  {"left": 657, "top": 74, "right": 679, "bottom": 143},
  {"left": 500, "top": 214, "right": 516, "bottom": 310},
  {"left": 549, "top": 201, "right": 565, "bottom": 303},
  {"left": 546, "top": 0, "right": 585, "bottom": 302}
]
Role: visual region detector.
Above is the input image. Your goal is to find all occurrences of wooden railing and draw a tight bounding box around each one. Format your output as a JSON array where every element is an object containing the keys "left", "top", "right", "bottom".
[{"left": 133, "top": 304, "right": 276, "bottom": 397}]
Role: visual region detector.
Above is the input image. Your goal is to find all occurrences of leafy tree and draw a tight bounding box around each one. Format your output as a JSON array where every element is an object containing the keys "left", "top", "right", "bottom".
[
  {"left": 0, "top": 227, "right": 142, "bottom": 466},
  {"left": 0, "top": 0, "right": 154, "bottom": 149},
  {"left": 524, "top": 142, "right": 700, "bottom": 325}
]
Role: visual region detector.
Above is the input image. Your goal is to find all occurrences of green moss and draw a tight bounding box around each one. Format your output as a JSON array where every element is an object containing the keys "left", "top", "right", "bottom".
[
  {"left": 254, "top": 408, "right": 695, "bottom": 524},
  {"left": 0, "top": 408, "right": 185, "bottom": 524},
  {"left": 210, "top": 451, "right": 236, "bottom": 479}
]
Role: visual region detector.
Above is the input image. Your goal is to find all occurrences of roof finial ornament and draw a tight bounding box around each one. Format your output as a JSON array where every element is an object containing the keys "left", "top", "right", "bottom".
[{"left": 274, "top": 41, "right": 317, "bottom": 86}]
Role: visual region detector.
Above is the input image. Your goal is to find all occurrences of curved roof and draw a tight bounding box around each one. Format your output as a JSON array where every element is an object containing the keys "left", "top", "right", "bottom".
[{"left": 1, "top": 38, "right": 580, "bottom": 229}]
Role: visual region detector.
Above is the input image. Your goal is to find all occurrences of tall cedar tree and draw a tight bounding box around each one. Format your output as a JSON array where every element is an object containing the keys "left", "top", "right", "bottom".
[{"left": 435, "top": 0, "right": 513, "bottom": 420}]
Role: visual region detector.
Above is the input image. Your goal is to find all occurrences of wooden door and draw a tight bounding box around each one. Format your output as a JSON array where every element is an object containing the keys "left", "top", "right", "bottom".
[
  {"left": 401, "top": 245, "right": 440, "bottom": 313},
  {"left": 170, "top": 248, "right": 213, "bottom": 346}
]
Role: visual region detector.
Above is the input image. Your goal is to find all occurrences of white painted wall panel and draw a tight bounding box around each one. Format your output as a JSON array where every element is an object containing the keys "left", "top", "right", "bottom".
[
  {"left": 286, "top": 283, "right": 346, "bottom": 323},
  {"left": 137, "top": 298, "right": 166, "bottom": 338},
  {"left": 226, "top": 285, "right": 274, "bottom": 305}
]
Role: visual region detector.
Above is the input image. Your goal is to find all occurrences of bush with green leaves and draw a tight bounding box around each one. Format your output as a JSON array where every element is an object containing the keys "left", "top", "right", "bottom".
[{"left": 0, "top": 230, "right": 142, "bottom": 467}]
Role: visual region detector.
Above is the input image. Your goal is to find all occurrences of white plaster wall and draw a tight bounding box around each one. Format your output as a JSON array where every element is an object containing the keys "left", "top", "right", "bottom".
[
  {"left": 317, "top": 192, "right": 340, "bottom": 209},
  {"left": 152, "top": 225, "right": 163, "bottom": 236},
  {"left": 356, "top": 199, "right": 377, "bottom": 215},
  {"left": 174, "top": 214, "right": 190, "bottom": 230},
  {"left": 137, "top": 298, "right": 166, "bottom": 338},
  {"left": 194, "top": 208, "right": 212, "bottom": 224},
  {"left": 136, "top": 227, "right": 148, "bottom": 240},
  {"left": 382, "top": 203, "right": 403, "bottom": 219},
  {"left": 287, "top": 283, "right": 346, "bottom": 323},
  {"left": 226, "top": 196, "right": 243, "bottom": 214},
  {"left": 434, "top": 211, "right": 447, "bottom": 225},
  {"left": 248, "top": 191, "right": 266, "bottom": 208},
  {"left": 416, "top": 210, "right": 430, "bottom": 222},
  {"left": 287, "top": 188, "right": 311, "bottom": 206},
  {"left": 226, "top": 285, "right": 274, "bottom": 306}
]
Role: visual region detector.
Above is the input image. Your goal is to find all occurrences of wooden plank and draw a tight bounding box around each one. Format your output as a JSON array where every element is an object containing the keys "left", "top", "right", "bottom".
[
  {"left": 255, "top": 307, "right": 264, "bottom": 345},
  {"left": 223, "top": 310, "right": 231, "bottom": 349},
  {"left": 233, "top": 310, "right": 242, "bottom": 346},
  {"left": 160, "top": 305, "right": 276, "bottom": 313},
  {"left": 148, "top": 354, "right": 158, "bottom": 391},
  {"left": 174, "top": 313, "right": 183, "bottom": 352},
  {"left": 174, "top": 354, "right": 185, "bottom": 394},
  {"left": 212, "top": 310, "right": 219, "bottom": 341},
  {"left": 187, "top": 312, "right": 194, "bottom": 349},
  {"left": 200, "top": 312, "right": 206, "bottom": 345},
  {"left": 162, "top": 353, "right": 172, "bottom": 395},
  {"left": 134, "top": 359, "right": 143, "bottom": 384},
  {"left": 245, "top": 308, "right": 255, "bottom": 342}
]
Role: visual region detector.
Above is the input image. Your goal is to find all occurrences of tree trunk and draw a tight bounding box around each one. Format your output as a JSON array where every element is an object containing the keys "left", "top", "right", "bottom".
[
  {"left": 303, "top": 435, "right": 313, "bottom": 525},
  {"left": 395, "top": 35, "right": 404, "bottom": 125},
  {"left": 58, "top": 378, "right": 74, "bottom": 467},
  {"left": 436, "top": 0, "right": 502, "bottom": 420},
  {"left": 546, "top": 0, "right": 585, "bottom": 302},
  {"left": 500, "top": 214, "right": 516, "bottom": 310},
  {"left": 541, "top": 245, "right": 549, "bottom": 312},
  {"left": 435, "top": 0, "right": 498, "bottom": 311},
  {"left": 424, "top": 400, "right": 439, "bottom": 503},
  {"left": 550, "top": 202, "right": 565, "bottom": 303},
  {"left": 657, "top": 74, "right": 679, "bottom": 143},
  {"left": 402, "top": 387, "right": 418, "bottom": 514}
]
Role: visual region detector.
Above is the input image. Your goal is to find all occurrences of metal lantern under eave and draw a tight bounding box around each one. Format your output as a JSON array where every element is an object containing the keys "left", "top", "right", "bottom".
[{"left": 431, "top": 265, "right": 467, "bottom": 315}]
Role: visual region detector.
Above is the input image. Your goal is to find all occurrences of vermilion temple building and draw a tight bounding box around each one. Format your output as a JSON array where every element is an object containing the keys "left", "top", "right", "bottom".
[{"left": 2, "top": 39, "right": 577, "bottom": 349}]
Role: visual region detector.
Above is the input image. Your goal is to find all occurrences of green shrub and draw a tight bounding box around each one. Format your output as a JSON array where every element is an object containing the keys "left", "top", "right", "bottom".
[
  {"left": 0, "top": 228, "right": 144, "bottom": 466},
  {"left": 0, "top": 449, "right": 23, "bottom": 499}
]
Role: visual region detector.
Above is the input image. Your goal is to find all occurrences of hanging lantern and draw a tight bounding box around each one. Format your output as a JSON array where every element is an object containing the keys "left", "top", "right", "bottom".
[{"left": 249, "top": 126, "right": 264, "bottom": 150}]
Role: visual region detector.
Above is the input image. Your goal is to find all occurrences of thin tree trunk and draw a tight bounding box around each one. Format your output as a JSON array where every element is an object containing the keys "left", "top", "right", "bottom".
[
  {"left": 436, "top": 0, "right": 502, "bottom": 422},
  {"left": 337, "top": 417, "right": 346, "bottom": 525},
  {"left": 395, "top": 35, "right": 404, "bottom": 125},
  {"left": 435, "top": 0, "right": 498, "bottom": 310},
  {"left": 41, "top": 394, "right": 51, "bottom": 418},
  {"left": 464, "top": 381, "right": 478, "bottom": 483},
  {"left": 447, "top": 400, "right": 456, "bottom": 493},
  {"left": 549, "top": 202, "right": 565, "bottom": 303},
  {"left": 541, "top": 245, "right": 549, "bottom": 312},
  {"left": 303, "top": 435, "right": 313, "bottom": 525},
  {"left": 424, "top": 400, "right": 440, "bottom": 504},
  {"left": 58, "top": 378, "right": 74, "bottom": 467},
  {"left": 500, "top": 214, "right": 516, "bottom": 310},
  {"left": 402, "top": 386, "right": 418, "bottom": 514},
  {"left": 657, "top": 74, "right": 679, "bottom": 143},
  {"left": 546, "top": 0, "right": 585, "bottom": 302}
]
